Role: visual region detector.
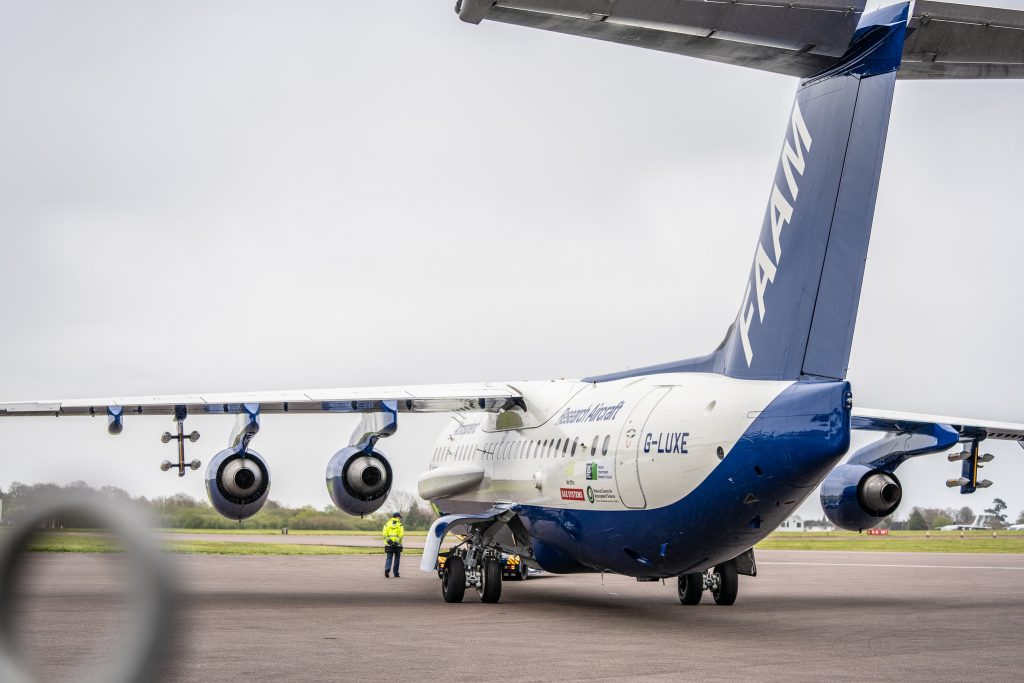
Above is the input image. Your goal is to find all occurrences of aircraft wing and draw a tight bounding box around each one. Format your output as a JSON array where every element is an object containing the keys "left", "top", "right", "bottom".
[
  {"left": 0, "top": 383, "right": 521, "bottom": 419},
  {"left": 852, "top": 407, "right": 1024, "bottom": 443},
  {"left": 457, "top": 0, "right": 1024, "bottom": 79}
]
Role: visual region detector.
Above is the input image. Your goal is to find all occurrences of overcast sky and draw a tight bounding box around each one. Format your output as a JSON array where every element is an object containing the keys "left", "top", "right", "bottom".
[{"left": 1, "top": 1, "right": 1022, "bottom": 523}]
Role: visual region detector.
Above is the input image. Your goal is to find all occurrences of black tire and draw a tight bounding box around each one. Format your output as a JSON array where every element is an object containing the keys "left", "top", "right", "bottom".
[
  {"left": 678, "top": 573, "right": 703, "bottom": 605},
  {"left": 712, "top": 562, "right": 738, "bottom": 606},
  {"left": 442, "top": 555, "right": 466, "bottom": 603},
  {"left": 480, "top": 558, "right": 503, "bottom": 603},
  {"left": 518, "top": 559, "right": 529, "bottom": 581}
]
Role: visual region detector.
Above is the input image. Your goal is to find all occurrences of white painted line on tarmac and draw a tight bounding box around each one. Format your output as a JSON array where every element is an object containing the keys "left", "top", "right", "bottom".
[{"left": 761, "top": 561, "right": 1024, "bottom": 570}]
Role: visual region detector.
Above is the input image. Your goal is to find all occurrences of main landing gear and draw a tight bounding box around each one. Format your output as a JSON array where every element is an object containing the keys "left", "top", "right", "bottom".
[
  {"left": 440, "top": 544, "right": 504, "bottom": 604},
  {"left": 677, "top": 562, "right": 738, "bottom": 606}
]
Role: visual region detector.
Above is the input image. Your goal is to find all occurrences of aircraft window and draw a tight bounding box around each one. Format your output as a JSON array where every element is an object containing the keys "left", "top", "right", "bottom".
[
  {"left": 590, "top": 436, "right": 599, "bottom": 456},
  {"left": 531, "top": 441, "right": 537, "bottom": 458},
  {"left": 602, "top": 435, "right": 610, "bottom": 456},
  {"left": 554, "top": 439, "right": 562, "bottom": 456},
  {"left": 562, "top": 439, "right": 570, "bottom": 457},
  {"left": 570, "top": 437, "right": 578, "bottom": 457}
]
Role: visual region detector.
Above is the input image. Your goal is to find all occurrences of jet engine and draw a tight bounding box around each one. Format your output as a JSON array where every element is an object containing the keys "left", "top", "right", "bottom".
[
  {"left": 205, "top": 447, "right": 271, "bottom": 521},
  {"left": 820, "top": 464, "right": 902, "bottom": 532},
  {"left": 326, "top": 446, "right": 393, "bottom": 516}
]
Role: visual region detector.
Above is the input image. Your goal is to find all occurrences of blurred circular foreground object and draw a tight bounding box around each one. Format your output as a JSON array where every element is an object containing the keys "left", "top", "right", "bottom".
[{"left": 0, "top": 491, "right": 177, "bottom": 683}]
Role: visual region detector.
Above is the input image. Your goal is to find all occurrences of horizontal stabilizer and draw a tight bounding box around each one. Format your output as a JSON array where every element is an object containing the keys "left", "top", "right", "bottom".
[
  {"left": 460, "top": 0, "right": 862, "bottom": 77},
  {"left": 901, "top": 1, "right": 1024, "bottom": 79},
  {"left": 460, "top": 0, "right": 1024, "bottom": 79}
]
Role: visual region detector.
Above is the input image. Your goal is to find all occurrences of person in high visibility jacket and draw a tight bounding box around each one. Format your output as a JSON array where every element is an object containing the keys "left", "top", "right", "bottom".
[{"left": 382, "top": 512, "right": 404, "bottom": 578}]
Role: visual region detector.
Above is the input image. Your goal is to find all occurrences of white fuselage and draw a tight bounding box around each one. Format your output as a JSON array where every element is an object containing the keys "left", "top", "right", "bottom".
[{"left": 420, "top": 373, "right": 792, "bottom": 513}]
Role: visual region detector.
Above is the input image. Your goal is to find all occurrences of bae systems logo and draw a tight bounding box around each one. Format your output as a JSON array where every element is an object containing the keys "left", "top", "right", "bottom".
[
  {"left": 560, "top": 487, "right": 585, "bottom": 502},
  {"left": 738, "top": 101, "right": 813, "bottom": 366}
]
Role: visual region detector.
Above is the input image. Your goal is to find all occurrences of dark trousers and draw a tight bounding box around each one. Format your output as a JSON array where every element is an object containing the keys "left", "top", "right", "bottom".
[{"left": 385, "top": 550, "right": 401, "bottom": 575}]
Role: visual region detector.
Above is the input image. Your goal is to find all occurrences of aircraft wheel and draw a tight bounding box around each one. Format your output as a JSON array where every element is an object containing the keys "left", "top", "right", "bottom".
[
  {"left": 480, "top": 558, "right": 503, "bottom": 603},
  {"left": 518, "top": 559, "right": 529, "bottom": 581},
  {"left": 677, "top": 573, "right": 703, "bottom": 605},
  {"left": 712, "top": 562, "right": 738, "bottom": 606},
  {"left": 442, "top": 555, "right": 466, "bottom": 603}
]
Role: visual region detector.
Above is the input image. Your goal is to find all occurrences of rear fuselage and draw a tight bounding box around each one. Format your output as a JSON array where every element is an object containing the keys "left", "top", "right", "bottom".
[{"left": 424, "top": 373, "right": 851, "bottom": 576}]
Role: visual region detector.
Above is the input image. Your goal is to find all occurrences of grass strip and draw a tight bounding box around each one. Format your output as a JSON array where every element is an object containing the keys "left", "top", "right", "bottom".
[
  {"left": 154, "top": 528, "right": 428, "bottom": 537},
  {"left": 757, "top": 531, "right": 1024, "bottom": 553},
  {"left": 19, "top": 533, "right": 422, "bottom": 556}
]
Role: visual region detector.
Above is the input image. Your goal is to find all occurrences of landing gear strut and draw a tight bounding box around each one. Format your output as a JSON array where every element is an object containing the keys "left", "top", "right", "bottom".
[
  {"left": 677, "top": 561, "right": 738, "bottom": 606},
  {"left": 439, "top": 541, "right": 504, "bottom": 604}
]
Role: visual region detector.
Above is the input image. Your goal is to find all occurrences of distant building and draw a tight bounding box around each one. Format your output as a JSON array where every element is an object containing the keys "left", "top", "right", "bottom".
[
  {"left": 777, "top": 515, "right": 806, "bottom": 532},
  {"left": 777, "top": 514, "right": 835, "bottom": 532}
]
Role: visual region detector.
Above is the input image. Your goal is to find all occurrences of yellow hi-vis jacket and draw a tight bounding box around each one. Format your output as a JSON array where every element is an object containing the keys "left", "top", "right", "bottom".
[{"left": 383, "top": 518, "right": 404, "bottom": 545}]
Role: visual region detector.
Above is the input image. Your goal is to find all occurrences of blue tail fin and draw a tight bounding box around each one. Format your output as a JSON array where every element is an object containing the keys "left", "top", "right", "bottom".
[
  {"left": 719, "top": 4, "right": 910, "bottom": 381},
  {"left": 585, "top": 4, "right": 910, "bottom": 385}
]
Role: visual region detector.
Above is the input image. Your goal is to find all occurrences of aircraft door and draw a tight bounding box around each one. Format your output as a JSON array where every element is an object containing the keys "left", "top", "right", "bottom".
[{"left": 615, "top": 387, "right": 671, "bottom": 509}]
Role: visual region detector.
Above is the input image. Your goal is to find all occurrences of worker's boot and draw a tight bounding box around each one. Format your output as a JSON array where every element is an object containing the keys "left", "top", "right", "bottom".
[
  {"left": 384, "top": 571, "right": 390, "bottom": 578},
  {"left": 394, "top": 573, "right": 400, "bottom": 578}
]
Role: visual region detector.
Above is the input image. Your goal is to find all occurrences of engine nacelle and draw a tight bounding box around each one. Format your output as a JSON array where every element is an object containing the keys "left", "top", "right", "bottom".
[
  {"left": 326, "top": 446, "right": 393, "bottom": 516},
  {"left": 820, "top": 464, "right": 902, "bottom": 532},
  {"left": 205, "top": 447, "right": 271, "bottom": 521}
]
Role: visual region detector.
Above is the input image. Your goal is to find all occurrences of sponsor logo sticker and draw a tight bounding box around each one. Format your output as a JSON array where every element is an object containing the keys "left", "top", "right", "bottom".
[
  {"left": 560, "top": 487, "right": 585, "bottom": 502},
  {"left": 588, "top": 487, "right": 619, "bottom": 504}
]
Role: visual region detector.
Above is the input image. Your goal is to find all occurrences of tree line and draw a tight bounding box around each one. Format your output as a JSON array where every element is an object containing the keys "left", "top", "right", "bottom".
[
  {"left": 891, "top": 499, "right": 1021, "bottom": 531},
  {"left": 0, "top": 482, "right": 439, "bottom": 531}
]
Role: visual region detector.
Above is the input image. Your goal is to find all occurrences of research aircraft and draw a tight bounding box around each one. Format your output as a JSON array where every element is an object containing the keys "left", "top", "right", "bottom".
[{"left": 2, "top": 0, "right": 1024, "bottom": 605}]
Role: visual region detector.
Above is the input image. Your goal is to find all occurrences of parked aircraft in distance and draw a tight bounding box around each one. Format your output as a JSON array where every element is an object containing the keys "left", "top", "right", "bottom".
[
  {"left": 3, "top": 0, "right": 1023, "bottom": 605},
  {"left": 939, "top": 514, "right": 1000, "bottom": 531}
]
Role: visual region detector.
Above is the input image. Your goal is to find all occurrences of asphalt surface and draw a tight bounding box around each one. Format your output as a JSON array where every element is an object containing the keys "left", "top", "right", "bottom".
[{"left": 5, "top": 550, "right": 1024, "bottom": 682}]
